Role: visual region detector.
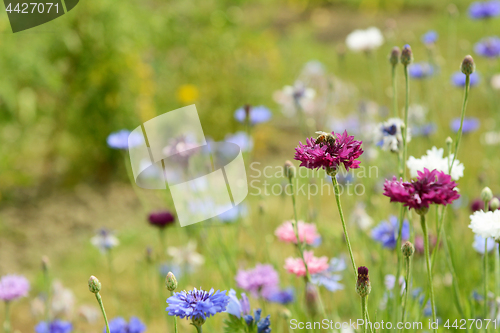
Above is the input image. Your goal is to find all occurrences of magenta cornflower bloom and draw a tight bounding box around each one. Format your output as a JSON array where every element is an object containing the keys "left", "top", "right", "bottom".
[
  {"left": 235, "top": 264, "right": 279, "bottom": 298},
  {"left": 148, "top": 210, "right": 176, "bottom": 228},
  {"left": 294, "top": 131, "right": 363, "bottom": 175},
  {"left": 383, "top": 168, "right": 460, "bottom": 214},
  {"left": 0, "top": 275, "right": 30, "bottom": 301}
]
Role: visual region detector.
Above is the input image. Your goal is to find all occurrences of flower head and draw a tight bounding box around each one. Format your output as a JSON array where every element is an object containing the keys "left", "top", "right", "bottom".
[
  {"left": 422, "top": 30, "right": 438, "bottom": 45},
  {"left": 345, "top": 27, "right": 384, "bottom": 52},
  {"left": 102, "top": 317, "right": 146, "bottom": 333},
  {"left": 469, "top": 210, "right": 500, "bottom": 240},
  {"left": 226, "top": 289, "right": 251, "bottom": 318},
  {"left": 225, "top": 132, "right": 253, "bottom": 152},
  {"left": 107, "top": 130, "right": 143, "bottom": 150},
  {"left": 91, "top": 228, "right": 119, "bottom": 254},
  {"left": 148, "top": 210, "right": 176, "bottom": 228},
  {"left": 401, "top": 45, "right": 413, "bottom": 66},
  {"left": 294, "top": 130, "right": 363, "bottom": 175},
  {"left": 310, "top": 257, "right": 346, "bottom": 292},
  {"left": 167, "top": 241, "right": 205, "bottom": 269},
  {"left": 469, "top": 0, "right": 500, "bottom": 19},
  {"left": 273, "top": 81, "right": 316, "bottom": 117},
  {"left": 408, "top": 62, "right": 434, "bottom": 79},
  {"left": 356, "top": 266, "right": 371, "bottom": 297},
  {"left": 35, "top": 320, "right": 73, "bottom": 333},
  {"left": 166, "top": 288, "right": 230, "bottom": 321},
  {"left": 244, "top": 309, "right": 271, "bottom": 333},
  {"left": 373, "top": 118, "right": 409, "bottom": 153},
  {"left": 472, "top": 234, "right": 497, "bottom": 254},
  {"left": 275, "top": 221, "right": 321, "bottom": 246},
  {"left": 371, "top": 216, "right": 410, "bottom": 249},
  {"left": 407, "top": 146, "right": 464, "bottom": 181},
  {"left": 265, "top": 288, "right": 295, "bottom": 304},
  {"left": 235, "top": 264, "right": 279, "bottom": 298},
  {"left": 284, "top": 250, "right": 329, "bottom": 277},
  {"left": 475, "top": 37, "right": 500, "bottom": 58},
  {"left": 234, "top": 105, "right": 272, "bottom": 125},
  {"left": 0, "top": 275, "right": 30, "bottom": 301},
  {"left": 450, "top": 117, "right": 480, "bottom": 133},
  {"left": 389, "top": 47, "right": 400, "bottom": 66},
  {"left": 383, "top": 168, "right": 460, "bottom": 213}
]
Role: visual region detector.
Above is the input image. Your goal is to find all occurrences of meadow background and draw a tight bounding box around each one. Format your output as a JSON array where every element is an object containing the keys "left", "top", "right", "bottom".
[{"left": 1, "top": 0, "right": 500, "bottom": 331}]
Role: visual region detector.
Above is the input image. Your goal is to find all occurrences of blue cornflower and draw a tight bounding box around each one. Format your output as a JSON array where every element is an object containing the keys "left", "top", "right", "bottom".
[
  {"left": 127, "top": 317, "right": 146, "bottom": 333},
  {"left": 225, "top": 132, "right": 253, "bottom": 152},
  {"left": 469, "top": 0, "right": 500, "bottom": 19},
  {"left": 474, "top": 37, "right": 500, "bottom": 58},
  {"left": 412, "top": 123, "right": 436, "bottom": 137},
  {"left": 105, "top": 317, "right": 127, "bottom": 333},
  {"left": 371, "top": 216, "right": 410, "bottom": 249},
  {"left": 244, "top": 309, "right": 271, "bottom": 333},
  {"left": 107, "top": 130, "right": 143, "bottom": 150},
  {"left": 451, "top": 72, "right": 480, "bottom": 87},
  {"left": 226, "top": 289, "right": 251, "bottom": 318},
  {"left": 166, "top": 288, "right": 230, "bottom": 321},
  {"left": 234, "top": 105, "right": 272, "bottom": 125},
  {"left": 450, "top": 117, "right": 480, "bottom": 133},
  {"left": 266, "top": 287, "right": 295, "bottom": 304},
  {"left": 408, "top": 62, "right": 434, "bottom": 79},
  {"left": 422, "top": 30, "right": 438, "bottom": 45},
  {"left": 218, "top": 203, "right": 248, "bottom": 222},
  {"left": 310, "top": 257, "right": 345, "bottom": 292},
  {"left": 35, "top": 320, "right": 73, "bottom": 333},
  {"left": 472, "top": 234, "right": 497, "bottom": 254}
]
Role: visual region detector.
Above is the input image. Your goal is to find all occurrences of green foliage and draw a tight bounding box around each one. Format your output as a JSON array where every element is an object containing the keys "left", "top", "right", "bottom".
[{"left": 223, "top": 314, "right": 248, "bottom": 333}]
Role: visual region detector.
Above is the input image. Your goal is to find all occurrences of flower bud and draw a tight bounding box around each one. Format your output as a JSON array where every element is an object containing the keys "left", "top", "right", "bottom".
[
  {"left": 191, "top": 316, "right": 206, "bottom": 327},
  {"left": 461, "top": 55, "right": 475, "bottom": 75},
  {"left": 165, "top": 272, "right": 178, "bottom": 292},
  {"left": 490, "top": 197, "right": 500, "bottom": 211},
  {"left": 41, "top": 256, "right": 50, "bottom": 273},
  {"left": 481, "top": 187, "right": 493, "bottom": 203},
  {"left": 400, "top": 45, "right": 413, "bottom": 66},
  {"left": 401, "top": 241, "right": 415, "bottom": 258},
  {"left": 280, "top": 308, "right": 292, "bottom": 320},
  {"left": 284, "top": 160, "right": 295, "bottom": 180},
  {"left": 88, "top": 276, "right": 101, "bottom": 294},
  {"left": 389, "top": 46, "right": 400, "bottom": 66},
  {"left": 244, "top": 104, "right": 251, "bottom": 118},
  {"left": 356, "top": 266, "right": 371, "bottom": 297},
  {"left": 445, "top": 137, "right": 453, "bottom": 146}
]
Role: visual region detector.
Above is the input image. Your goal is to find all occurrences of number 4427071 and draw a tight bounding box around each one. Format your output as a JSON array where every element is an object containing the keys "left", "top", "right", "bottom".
[
  {"left": 444, "top": 319, "right": 498, "bottom": 330},
  {"left": 6, "top": 3, "right": 59, "bottom": 14}
]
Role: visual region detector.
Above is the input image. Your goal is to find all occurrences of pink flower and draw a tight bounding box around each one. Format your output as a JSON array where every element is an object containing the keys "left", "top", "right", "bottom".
[
  {"left": 0, "top": 275, "right": 30, "bottom": 301},
  {"left": 275, "top": 221, "right": 321, "bottom": 246},
  {"left": 235, "top": 264, "right": 279, "bottom": 298},
  {"left": 294, "top": 131, "right": 363, "bottom": 174},
  {"left": 284, "top": 251, "right": 329, "bottom": 277},
  {"left": 383, "top": 168, "right": 460, "bottom": 213}
]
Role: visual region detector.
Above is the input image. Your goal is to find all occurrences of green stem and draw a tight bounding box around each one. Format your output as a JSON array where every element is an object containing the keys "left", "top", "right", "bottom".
[
  {"left": 484, "top": 239, "right": 489, "bottom": 320},
  {"left": 391, "top": 64, "right": 398, "bottom": 117},
  {"left": 450, "top": 74, "right": 470, "bottom": 168},
  {"left": 3, "top": 302, "right": 10, "bottom": 333},
  {"left": 361, "top": 297, "right": 367, "bottom": 333},
  {"left": 171, "top": 291, "right": 178, "bottom": 333},
  {"left": 159, "top": 228, "right": 166, "bottom": 260},
  {"left": 194, "top": 325, "right": 203, "bottom": 333},
  {"left": 401, "top": 64, "right": 410, "bottom": 180},
  {"left": 401, "top": 256, "right": 411, "bottom": 330},
  {"left": 496, "top": 243, "right": 500, "bottom": 316},
  {"left": 421, "top": 214, "right": 437, "bottom": 333},
  {"left": 331, "top": 176, "right": 356, "bottom": 278},
  {"left": 95, "top": 293, "right": 110, "bottom": 333}
]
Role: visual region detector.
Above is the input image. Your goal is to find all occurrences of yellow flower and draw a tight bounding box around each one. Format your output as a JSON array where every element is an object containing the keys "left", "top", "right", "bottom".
[{"left": 176, "top": 84, "right": 199, "bottom": 104}]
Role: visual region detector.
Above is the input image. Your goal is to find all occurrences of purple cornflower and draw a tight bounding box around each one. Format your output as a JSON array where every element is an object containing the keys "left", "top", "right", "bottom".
[
  {"left": 148, "top": 210, "right": 176, "bottom": 228},
  {"left": 234, "top": 105, "right": 272, "bottom": 125},
  {"left": 451, "top": 72, "right": 480, "bottom": 87},
  {"left": 371, "top": 216, "right": 410, "bottom": 249},
  {"left": 226, "top": 290, "right": 251, "bottom": 318},
  {"left": 450, "top": 117, "right": 480, "bottom": 133},
  {"left": 422, "top": 30, "right": 438, "bottom": 45},
  {"left": 235, "top": 264, "right": 279, "bottom": 298},
  {"left": 408, "top": 62, "right": 434, "bottom": 79},
  {"left": 474, "top": 37, "right": 500, "bottom": 58},
  {"left": 107, "top": 130, "right": 143, "bottom": 150},
  {"left": 105, "top": 317, "right": 127, "bottom": 333},
  {"left": 166, "top": 288, "right": 230, "bottom": 321},
  {"left": 383, "top": 168, "right": 460, "bottom": 214},
  {"left": 0, "top": 275, "right": 30, "bottom": 301},
  {"left": 294, "top": 131, "right": 363, "bottom": 175},
  {"left": 244, "top": 309, "right": 271, "bottom": 333},
  {"left": 265, "top": 287, "right": 295, "bottom": 304},
  {"left": 35, "top": 320, "right": 73, "bottom": 333},
  {"left": 469, "top": 0, "right": 500, "bottom": 19}
]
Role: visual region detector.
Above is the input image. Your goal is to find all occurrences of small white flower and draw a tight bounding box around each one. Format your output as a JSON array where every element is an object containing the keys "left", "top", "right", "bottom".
[
  {"left": 91, "top": 229, "right": 119, "bottom": 254},
  {"left": 273, "top": 81, "right": 317, "bottom": 117},
  {"left": 491, "top": 74, "right": 500, "bottom": 90},
  {"left": 350, "top": 202, "right": 373, "bottom": 230},
  {"left": 373, "top": 118, "right": 409, "bottom": 153},
  {"left": 167, "top": 241, "right": 205, "bottom": 268},
  {"left": 345, "top": 27, "right": 384, "bottom": 52},
  {"left": 406, "top": 146, "right": 464, "bottom": 180},
  {"left": 469, "top": 210, "right": 500, "bottom": 240}
]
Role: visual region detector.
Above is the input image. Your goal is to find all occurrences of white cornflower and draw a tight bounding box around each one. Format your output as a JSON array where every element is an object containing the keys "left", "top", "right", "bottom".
[
  {"left": 373, "top": 118, "right": 409, "bottom": 153},
  {"left": 345, "top": 27, "right": 384, "bottom": 52},
  {"left": 91, "top": 229, "right": 119, "bottom": 254},
  {"left": 350, "top": 202, "right": 373, "bottom": 230},
  {"left": 273, "top": 80, "right": 317, "bottom": 117},
  {"left": 407, "top": 147, "right": 464, "bottom": 180},
  {"left": 469, "top": 210, "right": 500, "bottom": 240}
]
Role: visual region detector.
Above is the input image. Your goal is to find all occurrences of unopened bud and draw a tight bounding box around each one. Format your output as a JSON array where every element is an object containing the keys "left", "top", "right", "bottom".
[
  {"left": 280, "top": 308, "right": 292, "bottom": 320},
  {"left": 461, "top": 55, "right": 475, "bottom": 75},
  {"left": 88, "top": 276, "right": 101, "bottom": 294},
  {"left": 191, "top": 316, "right": 206, "bottom": 327},
  {"left": 490, "top": 197, "right": 500, "bottom": 211},
  {"left": 389, "top": 46, "right": 400, "bottom": 66},
  {"left": 445, "top": 137, "right": 453, "bottom": 146},
  {"left": 400, "top": 45, "right": 413, "bottom": 66},
  {"left": 284, "top": 160, "right": 295, "bottom": 180},
  {"left": 402, "top": 241, "right": 415, "bottom": 257},
  {"left": 356, "top": 266, "right": 371, "bottom": 297},
  {"left": 481, "top": 187, "right": 493, "bottom": 203},
  {"left": 41, "top": 256, "right": 50, "bottom": 272},
  {"left": 165, "top": 272, "right": 178, "bottom": 292}
]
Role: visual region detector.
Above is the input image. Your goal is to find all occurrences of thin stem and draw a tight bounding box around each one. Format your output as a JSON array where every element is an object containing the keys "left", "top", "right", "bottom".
[
  {"left": 496, "top": 243, "right": 500, "bottom": 316},
  {"left": 361, "top": 297, "right": 367, "bottom": 333},
  {"left": 391, "top": 65, "right": 398, "bottom": 117},
  {"left": 95, "top": 293, "right": 110, "bottom": 333},
  {"left": 331, "top": 176, "right": 356, "bottom": 277},
  {"left": 3, "top": 302, "right": 10, "bottom": 333},
  {"left": 421, "top": 214, "right": 437, "bottom": 333},
  {"left": 171, "top": 291, "right": 178, "bottom": 333},
  {"left": 450, "top": 74, "right": 470, "bottom": 168},
  {"left": 484, "top": 239, "right": 489, "bottom": 320},
  {"left": 401, "top": 256, "right": 411, "bottom": 330},
  {"left": 401, "top": 64, "right": 410, "bottom": 180},
  {"left": 43, "top": 269, "right": 50, "bottom": 322}
]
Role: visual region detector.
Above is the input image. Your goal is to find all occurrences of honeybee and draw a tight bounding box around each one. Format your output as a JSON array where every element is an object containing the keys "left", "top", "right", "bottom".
[{"left": 315, "top": 131, "right": 335, "bottom": 145}]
